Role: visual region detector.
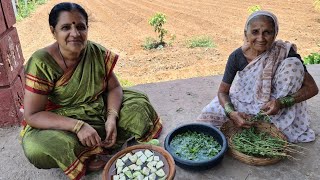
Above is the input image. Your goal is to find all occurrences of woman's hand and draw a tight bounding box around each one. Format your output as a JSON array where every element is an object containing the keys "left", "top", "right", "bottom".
[
  {"left": 102, "top": 118, "right": 117, "bottom": 148},
  {"left": 229, "top": 111, "right": 253, "bottom": 128},
  {"left": 101, "top": 71, "right": 121, "bottom": 148},
  {"left": 261, "top": 99, "right": 281, "bottom": 115},
  {"left": 77, "top": 123, "right": 102, "bottom": 147}
]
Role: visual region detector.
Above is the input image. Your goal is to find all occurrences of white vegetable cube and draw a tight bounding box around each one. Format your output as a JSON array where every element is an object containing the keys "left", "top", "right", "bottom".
[
  {"left": 129, "top": 154, "right": 138, "bottom": 163},
  {"left": 153, "top": 156, "right": 160, "bottom": 161},
  {"left": 139, "top": 154, "right": 148, "bottom": 163},
  {"left": 119, "top": 176, "right": 126, "bottom": 180},
  {"left": 156, "top": 161, "right": 164, "bottom": 169},
  {"left": 147, "top": 162, "right": 154, "bottom": 169},
  {"left": 122, "top": 166, "right": 129, "bottom": 173},
  {"left": 136, "top": 158, "right": 143, "bottom": 166},
  {"left": 144, "top": 149, "right": 154, "bottom": 158},
  {"left": 116, "top": 166, "right": 123, "bottom": 174},
  {"left": 148, "top": 173, "right": 156, "bottom": 180},
  {"left": 128, "top": 164, "right": 137, "bottom": 170},
  {"left": 135, "top": 165, "right": 142, "bottom": 171},
  {"left": 155, "top": 168, "right": 165, "bottom": 177},
  {"left": 142, "top": 167, "right": 150, "bottom": 176},
  {"left": 146, "top": 156, "right": 154, "bottom": 162},
  {"left": 149, "top": 166, "right": 157, "bottom": 173},
  {"left": 113, "top": 175, "right": 120, "bottom": 180},
  {"left": 126, "top": 152, "right": 133, "bottom": 158},
  {"left": 143, "top": 177, "right": 149, "bottom": 180},
  {"left": 133, "top": 171, "right": 142, "bottom": 178},
  {"left": 124, "top": 170, "right": 133, "bottom": 179},
  {"left": 116, "top": 159, "right": 125, "bottom": 168},
  {"left": 136, "top": 174, "right": 144, "bottom": 180},
  {"left": 135, "top": 151, "right": 144, "bottom": 157},
  {"left": 147, "top": 161, "right": 157, "bottom": 167},
  {"left": 119, "top": 173, "right": 125, "bottom": 178},
  {"left": 121, "top": 155, "right": 129, "bottom": 162}
]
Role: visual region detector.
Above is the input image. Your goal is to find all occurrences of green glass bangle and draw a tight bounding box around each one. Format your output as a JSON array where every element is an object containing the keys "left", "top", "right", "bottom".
[
  {"left": 224, "top": 102, "right": 235, "bottom": 118},
  {"left": 278, "top": 95, "right": 295, "bottom": 108}
]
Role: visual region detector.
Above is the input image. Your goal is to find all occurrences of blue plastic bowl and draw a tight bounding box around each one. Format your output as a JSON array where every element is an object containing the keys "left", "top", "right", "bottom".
[{"left": 164, "top": 123, "right": 228, "bottom": 170}]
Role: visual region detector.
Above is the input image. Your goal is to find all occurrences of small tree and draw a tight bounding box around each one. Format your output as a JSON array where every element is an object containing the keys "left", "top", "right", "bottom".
[{"left": 148, "top": 13, "right": 167, "bottom": 45}]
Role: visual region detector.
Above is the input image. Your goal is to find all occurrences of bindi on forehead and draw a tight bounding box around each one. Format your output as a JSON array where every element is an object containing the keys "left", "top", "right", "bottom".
[{"left": 72, "top": 22, "right": 75, "bottom": 24}]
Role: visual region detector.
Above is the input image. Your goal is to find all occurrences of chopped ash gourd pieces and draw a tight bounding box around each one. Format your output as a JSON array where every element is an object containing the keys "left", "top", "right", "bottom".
[
  {"left": 156, "top": 161, "right": 164, "bottom": 169},
  {"left": 121, "top": 152, "right": 132, "bottom": 162},
  {"left": 116, "top": 159, "right": 125, "bottom": 167},
  {"left": 129, "top": 154, "right": 138, "bottom": 163},
  {"left": 144, "top": 149, "right": 154, "bottom": 157},
  {"left": 153, "top": 156, "right": 160, "bottom": 161},
  {"left": 113, "top": 149, "right": 167, "bottom": 180}
]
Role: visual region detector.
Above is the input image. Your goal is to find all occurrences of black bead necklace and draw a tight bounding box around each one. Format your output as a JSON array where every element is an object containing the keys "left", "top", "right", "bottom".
[{"left": 58, "top": 45, "right": 68, "bottom": 69}]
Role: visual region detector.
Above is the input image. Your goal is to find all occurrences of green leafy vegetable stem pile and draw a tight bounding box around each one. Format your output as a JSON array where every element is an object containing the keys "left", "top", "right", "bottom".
[{"left": 232, "top": 127, "right": 302, "bottom": 159}]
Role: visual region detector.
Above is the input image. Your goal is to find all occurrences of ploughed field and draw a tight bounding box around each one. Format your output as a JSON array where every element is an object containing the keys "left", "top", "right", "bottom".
[{"left": 16, "top": 0, "right": 320, "bottom": 85}]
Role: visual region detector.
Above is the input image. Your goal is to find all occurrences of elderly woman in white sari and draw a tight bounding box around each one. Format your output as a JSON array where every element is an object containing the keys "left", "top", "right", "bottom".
[{"left": 197, "top": 11, "right": 318, "bottom": 143}]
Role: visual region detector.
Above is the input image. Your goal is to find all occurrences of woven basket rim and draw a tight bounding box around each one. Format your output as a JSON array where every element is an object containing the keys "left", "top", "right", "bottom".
[{"left": 220, "top": 121, "right": 287, "bottom": 166}]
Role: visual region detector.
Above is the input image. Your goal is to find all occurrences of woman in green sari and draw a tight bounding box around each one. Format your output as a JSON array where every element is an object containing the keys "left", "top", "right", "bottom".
[{"left": 20, "top": 2, "right": 162, "bottom": 179}]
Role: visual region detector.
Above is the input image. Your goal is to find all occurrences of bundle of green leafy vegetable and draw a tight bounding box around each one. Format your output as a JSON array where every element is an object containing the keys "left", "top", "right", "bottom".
[
  {"left": 232, "top": 127, "right": 302, "bottom": 158},
  {"left": 247, "top": 110, "right": 271, "bottom": 122},
  {"left": 170, "top": 131, "right": 222, "bottom": 161}
]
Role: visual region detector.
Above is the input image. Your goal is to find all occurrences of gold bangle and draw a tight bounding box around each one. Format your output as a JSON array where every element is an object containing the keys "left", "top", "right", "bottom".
[
  {"left": 107, "top": 108, "right": 119, "bottom": 119},
  {"left": 72, "top": 120, "right": 85, "bottom": 134}
]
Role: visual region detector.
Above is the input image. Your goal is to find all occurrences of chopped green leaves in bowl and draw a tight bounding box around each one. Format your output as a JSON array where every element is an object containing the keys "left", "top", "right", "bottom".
[
  {"left": 170, "top": 131, "right": 222, "bottom": 161},
  {"left": 164, "top": 123, "right": 228, "bottom": 170}
]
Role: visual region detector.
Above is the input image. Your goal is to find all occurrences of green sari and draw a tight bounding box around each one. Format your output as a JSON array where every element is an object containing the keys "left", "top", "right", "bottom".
[{"left": 21, "top": 41, "right": 162, "bottom": 179}]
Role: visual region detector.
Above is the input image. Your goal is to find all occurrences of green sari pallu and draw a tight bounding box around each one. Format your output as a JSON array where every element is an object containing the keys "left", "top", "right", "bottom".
[{"left": 21, "top": 41, "right": 162, "bottom": 180}]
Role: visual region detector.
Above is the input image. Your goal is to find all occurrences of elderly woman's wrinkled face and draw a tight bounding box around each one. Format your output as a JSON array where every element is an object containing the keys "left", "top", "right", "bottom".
[
  {"left": 52, "top": 10, "right": 88, "bottom": 55},
  {"left": 245, "top": 16, "right": 275, "bottom": 54}
]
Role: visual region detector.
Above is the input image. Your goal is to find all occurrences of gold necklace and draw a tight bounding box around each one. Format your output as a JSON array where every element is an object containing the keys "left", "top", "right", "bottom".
[{"left": 58, "top": 45, "right": 68, "bottom": 69}]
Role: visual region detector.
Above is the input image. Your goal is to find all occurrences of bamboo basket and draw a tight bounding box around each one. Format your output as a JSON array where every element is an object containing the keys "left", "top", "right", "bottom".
[{"left": 220, "top": 121, "right": 288, "bottom": 166}]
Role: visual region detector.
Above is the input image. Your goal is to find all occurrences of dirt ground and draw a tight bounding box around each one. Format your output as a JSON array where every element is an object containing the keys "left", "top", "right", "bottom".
[
  {"left": 15, "top": 0, "right": 320, "bottom": 85},
  {"left": 1, "top": 65, "right": 319, "bottom": 180},
  {"left": 2, "top": 1, "right": 320, "bottom": 179}
]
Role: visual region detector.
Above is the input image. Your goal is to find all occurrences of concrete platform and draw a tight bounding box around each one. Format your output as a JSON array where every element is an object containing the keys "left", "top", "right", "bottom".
[{"left": 1, "top": 65, "right": 319, "bottom": 180}]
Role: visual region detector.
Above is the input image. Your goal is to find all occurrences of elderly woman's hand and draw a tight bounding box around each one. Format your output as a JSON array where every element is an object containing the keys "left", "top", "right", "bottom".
[
  {"left": 102, "top": 118, "right": 117, "bottom": 148},
  {"left": 229, "top": 111, "right": 253, "bottom": 128},
  {"left": 261, "top": 99, "right": 281, "bottom": 115},
  {"left": 77, "top": 123, "right": 102, "bottom": 147}
]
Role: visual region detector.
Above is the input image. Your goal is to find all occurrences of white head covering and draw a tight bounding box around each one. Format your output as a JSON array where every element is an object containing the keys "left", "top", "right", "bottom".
[
  {"left": 242, "top": 11, "right": 279, "bottom": 51},
  {"left": 244, "top": 10, "right": 279, "bottom": 37}
]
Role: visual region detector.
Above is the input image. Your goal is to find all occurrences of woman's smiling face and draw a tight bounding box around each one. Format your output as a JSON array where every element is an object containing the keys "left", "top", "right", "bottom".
[
  {"left": 52, "top": 10, "right": 88, "bottom": 54},
  {"left": 245, "top": 15, "right": 275, "bottom": 54}
]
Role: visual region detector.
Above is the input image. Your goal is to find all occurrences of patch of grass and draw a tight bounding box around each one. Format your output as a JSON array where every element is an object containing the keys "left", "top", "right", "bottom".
[
  {"left": 16, "top": 0, "right": 49, "bottom": 21},
  {"left": 247, "top": 5, "right": 261, "bottom": 14},
  {"left": 187, "top": 36, "right": 215, "bottom": 48},
  {"left": 303, "top": 52, "right": 320, "bottom": 64},
  {"left": 142, "top": 37, "right": 159, "bottom": 50},
  {"left": 116, "top": 74, "right": 134, "bottom": 87},
  {"left": 119, "top": 79, "right": 134, "bottom": 87},
  {"left": 142, "top": 34, "right": 176, "bottom": 50}
]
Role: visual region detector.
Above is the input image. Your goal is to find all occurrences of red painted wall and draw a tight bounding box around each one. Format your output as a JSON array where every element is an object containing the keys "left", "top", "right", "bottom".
[{"left": 0, "top": 0, "right": 25, "bottom": 127}]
